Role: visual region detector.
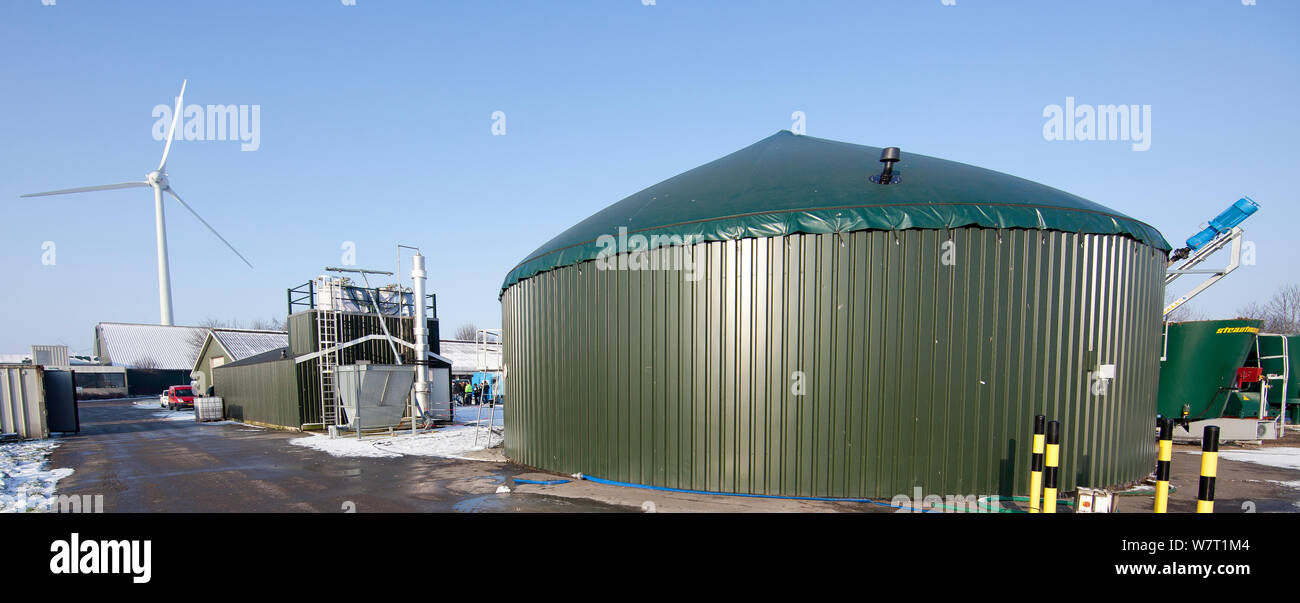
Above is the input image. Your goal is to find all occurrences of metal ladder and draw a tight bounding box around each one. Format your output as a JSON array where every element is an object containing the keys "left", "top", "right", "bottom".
[
  {"left": 317, "top": 281, "right": 343, "bottom": 427},
  {"left": 1256, "top": 333, "right": 1289, "bottom": 430},
  {"left": 473, "top": 328, "right": 504, "bottom": 448}
]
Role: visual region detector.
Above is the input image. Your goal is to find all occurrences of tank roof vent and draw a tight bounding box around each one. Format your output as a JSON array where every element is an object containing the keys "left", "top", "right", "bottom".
[{"left": 871, "top": 147, "right": 901, "bottom": 185}]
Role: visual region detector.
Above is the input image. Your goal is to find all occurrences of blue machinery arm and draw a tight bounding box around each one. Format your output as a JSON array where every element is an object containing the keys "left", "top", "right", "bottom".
[{"left": 1163, "top": 197, "right": 1259, "bottom": 318}]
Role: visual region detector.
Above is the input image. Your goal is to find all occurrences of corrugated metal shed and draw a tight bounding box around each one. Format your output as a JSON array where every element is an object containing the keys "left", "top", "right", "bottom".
[
  {"left": 215, "top": 352, "right": 299, "bottom": 428},
  {"left": 31, "top": 345, "right": 70, "bottom": 368},
  {"left": 190, "top": 329, "right": 289, "bottom": 394},
  {"left": 0, "top": 364, "right": 48, "bottom": 439},
  {"left": 94, "top": 322, "right": 208, "bottom": 370},
  {"left": 438, "top": 340, "right": 501, "bottom": 376}
]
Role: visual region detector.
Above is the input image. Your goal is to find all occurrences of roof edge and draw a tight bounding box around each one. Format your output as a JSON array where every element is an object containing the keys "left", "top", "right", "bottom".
[{"left": 500, "top": 202, "right": 1170, "bottom": 294}]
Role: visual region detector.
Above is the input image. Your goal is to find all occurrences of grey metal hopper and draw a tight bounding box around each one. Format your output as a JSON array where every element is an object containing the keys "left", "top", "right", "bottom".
[{"left": 336, "top": 364, "right": 416, "bottom": 430}]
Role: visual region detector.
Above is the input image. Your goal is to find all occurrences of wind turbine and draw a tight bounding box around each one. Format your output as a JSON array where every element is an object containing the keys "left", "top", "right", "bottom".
[{"left": 21, "top": 80, "right": 252, "bottom": 326}]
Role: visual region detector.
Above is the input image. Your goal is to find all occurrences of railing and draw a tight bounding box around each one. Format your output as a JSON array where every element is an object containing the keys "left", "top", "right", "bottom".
[{"left": 287, "top": 280, "right": 436, "bottom": 318}]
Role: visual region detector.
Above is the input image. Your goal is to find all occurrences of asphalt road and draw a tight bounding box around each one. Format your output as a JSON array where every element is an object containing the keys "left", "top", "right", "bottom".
[
  {"left": 49, "top": 398, "right": 632, "bottom": 513},
  {"left": 46, "top": 398, "right": 1300, "bottom": 513}
]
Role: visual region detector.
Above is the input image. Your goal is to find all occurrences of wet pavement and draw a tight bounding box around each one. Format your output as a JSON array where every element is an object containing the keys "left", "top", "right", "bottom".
[
  {"left": 48, "top": 398, "right": 635, "bottom": 513},
  {"left": 46, "top": 398, "right": 1300, "bottom": 513}
]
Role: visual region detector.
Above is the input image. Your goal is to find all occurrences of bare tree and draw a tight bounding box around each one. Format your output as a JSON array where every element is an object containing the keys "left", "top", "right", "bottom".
[
  {"left": 185, "top": 318, "right": 234, "bottom": 359},
  {"left": 248, "top": 317, "right": 286, "bottom": 331},
  {"left": 1237, "top": 283, "right": 1300, "bottom": 333},
  {"left": 134, "top": 356, "right": 159, "bottom": 369},
  {"left": 1165, "top": 305, "right": 1208, "bottom": 323},
  {"left": 185, "top": 317, "right": 287, "bottom": 359},
  {"left": 454, "top": 322, "right": 478, "bottom": 341}
]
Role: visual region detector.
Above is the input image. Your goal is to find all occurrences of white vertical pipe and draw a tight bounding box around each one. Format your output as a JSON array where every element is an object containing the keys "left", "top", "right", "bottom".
[{"left": 411, "top": 253, "right": 430, "bottom": 432}]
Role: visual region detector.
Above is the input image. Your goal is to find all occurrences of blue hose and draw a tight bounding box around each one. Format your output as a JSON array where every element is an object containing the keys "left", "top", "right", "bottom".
[
  {"left": 577, "top": 474, "right": 933, "bottom": 512},
  {"left": 512, "top": 478, "right": 572, "bottom": 485}
]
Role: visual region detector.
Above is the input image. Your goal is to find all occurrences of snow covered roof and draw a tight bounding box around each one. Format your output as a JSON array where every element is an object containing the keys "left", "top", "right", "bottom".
[
  {"left": 210, "top": 329, "right": 289, "bottom": 362},
  {"left": 439, "top": 340, "right": 501, "bottom": 375},
  {"left": 94, "top": 322, "right": 209, "bottom": 370}
]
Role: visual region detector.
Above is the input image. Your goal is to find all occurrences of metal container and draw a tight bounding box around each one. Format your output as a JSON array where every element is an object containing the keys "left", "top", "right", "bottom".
[
  {"left": 195, "top": 396, "right": 224, "bottom": 422},
  {"left": 0, "top": 364, "right": 49, "bottom": 439},
  {"left": 336, "top": 364, "right": 415, "bottom": 430}
]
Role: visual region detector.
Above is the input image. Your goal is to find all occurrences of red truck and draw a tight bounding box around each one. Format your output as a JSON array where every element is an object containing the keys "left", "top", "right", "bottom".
[{"left": 164, "top": 385, "right": 195, "bottom": 411}]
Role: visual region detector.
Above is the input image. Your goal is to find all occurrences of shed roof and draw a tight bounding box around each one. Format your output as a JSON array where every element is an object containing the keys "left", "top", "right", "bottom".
[
  {"left": 95, "top": 322, "right": 209, "bottom": 370},
  {"left": 502, "top": 131, "right": 1169, "bottom": 292},
  {"left": 219, "top": 346, "right": 291, "bottom": 369},
  {"left": 438, "top": 340, "right": 501, "bottom": 375},
  {"left": 210, "top": 329, "right": 289, "bottom": 362}
]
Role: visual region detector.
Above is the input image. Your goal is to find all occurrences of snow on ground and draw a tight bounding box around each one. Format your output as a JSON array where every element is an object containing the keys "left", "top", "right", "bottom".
[
  {"left": 0, "top": 441, "right": 75, "bottom": 513},
  {"left": 1193, "top": 447, "right": 1300, "bottom": 471},
  {"left": 290, "top": 404, "right": 503, "bottom": 461}
]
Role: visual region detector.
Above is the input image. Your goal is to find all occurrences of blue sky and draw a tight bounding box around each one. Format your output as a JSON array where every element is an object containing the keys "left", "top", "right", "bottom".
[{"left": 1, "top": 0, "right": 1296, "bottom": 354}]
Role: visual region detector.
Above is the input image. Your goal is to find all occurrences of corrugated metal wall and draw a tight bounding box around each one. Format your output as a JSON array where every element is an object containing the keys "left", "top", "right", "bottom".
[
  {"left": 288, "top": 311, "right": 440, "bottom": 357},
  {"left": 216, "top": 358, "right": 300, "bottom": 428},
  {"left": 502, "top": 229, "right": 1166, "bottom": 498},
  {"left": 288, "top": 311, "right": 441, "bottom": 427},
  {"left": 0, "top": 364, "right": 49, "bottom": 439}
]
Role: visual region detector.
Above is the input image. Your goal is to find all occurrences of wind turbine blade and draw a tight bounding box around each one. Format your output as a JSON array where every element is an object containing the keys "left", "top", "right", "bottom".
[
  {"left": 20, "top": 182, "right": 149, "bottom": 198},
  {"left": 164, "top": 187, "right": 254, "bottom": 269},
  {"left": 158, "top": 79, "right": 187, "bottom": 172}
]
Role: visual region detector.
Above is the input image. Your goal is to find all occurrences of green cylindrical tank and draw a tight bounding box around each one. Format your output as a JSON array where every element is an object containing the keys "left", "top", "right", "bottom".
[
  {"left": 1156, "top": 319, "right": 1262, "bottom": 421},
  {"left": 501, "top": 132, "right": 1170, "bottom": 498}
]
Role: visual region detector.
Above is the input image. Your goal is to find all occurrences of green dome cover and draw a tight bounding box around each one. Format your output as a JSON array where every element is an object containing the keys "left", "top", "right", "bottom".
[{"left": 502, "top": 131, "right": 1169, "bottom": 292}]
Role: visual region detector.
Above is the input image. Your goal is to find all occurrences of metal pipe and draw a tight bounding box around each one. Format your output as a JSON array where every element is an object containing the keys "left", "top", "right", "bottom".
[{"left": 411, "top": 253, "right": 430, "bottom": 434}]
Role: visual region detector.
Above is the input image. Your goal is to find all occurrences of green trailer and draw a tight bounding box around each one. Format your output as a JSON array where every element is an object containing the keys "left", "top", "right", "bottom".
[
  {"left": 1157, "top": 319, "right": 1262, "bottom": 422},
  {"left": 1156, "top": 319, "right": 1300, "bottom": 441}
]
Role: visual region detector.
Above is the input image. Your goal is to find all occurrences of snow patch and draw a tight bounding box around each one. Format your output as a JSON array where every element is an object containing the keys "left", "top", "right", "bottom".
[
  {"left": 290, "top": 406, "right": 504, "bottom": 461},
  {"left": 0, "top": 441, "right": 75, "bottom": 513},
  {"left": 1201, "top": 447, "right": 1300, "bottom": 471}
]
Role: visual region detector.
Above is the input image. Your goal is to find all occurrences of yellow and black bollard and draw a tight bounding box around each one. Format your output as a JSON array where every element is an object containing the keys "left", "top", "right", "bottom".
[
  {"left": 1043, "top": 420, "right": 1060, "bottom": 513},
  {"left": 1029, "top": 415, "right": 1046, "bottom": 513},
  {"left": 1155, "top": 418, "right": 1173, "bottom": 513},
  {"left": 1196, "top": 425, "right": 1220, "bottom": 513}
]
